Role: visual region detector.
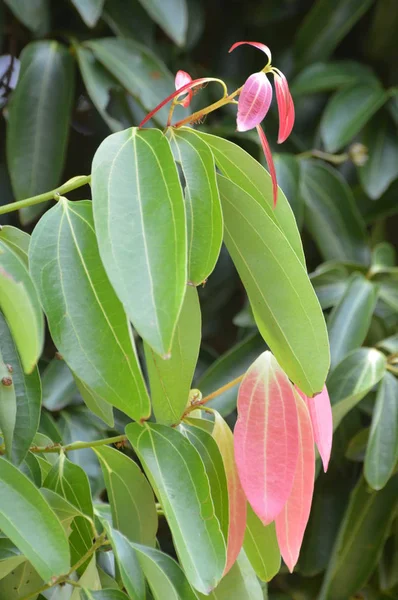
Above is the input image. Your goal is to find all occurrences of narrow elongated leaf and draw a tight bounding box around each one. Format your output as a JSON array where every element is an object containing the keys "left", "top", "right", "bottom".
[
  {"left": 212, "top": 411, "right": 246, "bottom": 574},
  {"left": 235, "top": 351, "right": 299, "bottom": 524},
  {"left": 364, "top": 373, "right": 398, "bottom": 490},
  {"left": 86, "top": 38, "right": 178, "bottom": 126},
  {"left": 29, "top": 199, "right": 150, "bottom": 421},
  {"left": 294, "top": 0, "right": 375, "bottom": 67},
  {"left": 218, "top": 176, "right": 329, "bottom": 395},
  {"left": 103, "top": 524, "right": 146, "bottom": 600},
  {"left": 275, "top": 392, "right": 315, "bottom": 572},
  {"left": 0, "top": 312, "right": 41, "bottom": 464},
  {"left": 133, "top": 543, "right": 199, "bottom": 600},
  {"left": 321, "top": 84, "right": 387, "bottom": 152},
  {"left": 328, "top": 273, "right": 378, "bottom": 369},
  {"left": 198, "top": 550, "right": 263, "bottom": 600},
  {"left": 71, "top": 0, "right": 105, "bottom": 27},
  {"left": 273, "top": 153, "right": 303, "bottom": 227},
  {"left": 0, "top": 458, "right": 70, "bottom": 580},
  {"left": 170, "top": 128, "right": 223, "bottom": 285},
  {"left": 0, "top": 242, "right": 43, "bottom": 373},
  {"left": 0, "top": 358, "right": 16, "bottom": 460},
  {"left": 126, "top": 422, "right": 226, "bottom": 593},
  {"left": 7, "top": 41, "right": 74, "bottom": 224},
  {"left": 244, "top": 505, "right": 281, "bottom": 582},
  {"left": 319, "top": 475, "right": 398, "bottom": 600},
  {"left": 92, "top": 127, "right": 187, "bottom": 357},
  {"left": 94, "top": 445, "right": 158, "bottom": 545},
  {"left": 328, "top": 348, "right": 387, "bottom": 430},
  {"left": 0, "top": 226, "right": 30, "bottom": 265},
  {"left": 291, "top": 61, "right": 375, "bottom": 95},
  {"left": 136, "top": 0, "right": 187, "bottom": 46},
  {"left": 196, "top": 132, "right": 305, "bottom": 267},
  {"left": 3, "top": 0, "right": 48, "bottom": 32},
  {"left": 145, "top": 286, "right": 200, "bottom": 425},
  {"left": 300, "top": 161, "right": 370, "bottom": 264},
  {"left": 295, "top": 385, "right": 333, "bottom": 472}
]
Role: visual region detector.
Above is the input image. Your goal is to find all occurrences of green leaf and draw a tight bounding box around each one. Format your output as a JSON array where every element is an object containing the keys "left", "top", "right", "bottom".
[
  {"left": 244, "top": 504, "right": 280, "bottom": 582},
  {"left": 86, "top": 38, "right": 177, "bottom": 126},
  {"left": 0, "top": 457, "right": 70, "bottom": 580},
  {"left": 198, "top": 550, "right": 263, "bottom": 600},
  {"left": 41, "top": 358, "right": 77, "bottom": 412},
  {"left": 0, "top": 242, "right": 44, "bottom": 373},
  {"left": 103, "top": 524, "right": 146, "bottom": 600},
  {"left": 320, "top": 84, "right": 387, "bottom": 153},
  {"left": 273, "top": 153, "right": 303, "bottom": 228},
  {"left": 291, "top": 61, "right": 376, "bottom": 95},
  {"left": 310, "top": 263, "right": 349, "bottom": 310},
  {"left": 92, "top": 128, "right": 187, "bottom": 357},
  {"left": 294, "top": 0, "right": 375, "bottom": 67},
  {"left": 0, "top": 312, "right": 41, "bottom": 464},
  {"left": 328, "top": 348, "right": 387, "bottom": 430},
  {"left": 94, "top": 445, "right": 158, "bottom": 545},
  {"left": 345, "top": 427, "right": 369, "bottom": 462},
  {"left": 82, "top": 590, "right": 130, "bottom": 600},
  {"left": 377, "top": 333, "right": 398, "bottom": 354},
  {"left": 170, "top": 128, "right": 223, "bottom": 285},
  {"left": 197, "top": 333, "right": 265, "bottom": 417},
  {"left": 0, "top": 226, "right": 30, "bottom": 266},
  {"left": 145, "top": 286, "right": 200, "bottom": 425},
  {"left": 0, "top": 358, "right": 16, "bottom": 461},
  {"left": 328, "top": 273, "right": 378, "bottom": 369},
  {"left": 218, "top": 175, "right": 329, "bottom": 396},
  {"left": 133, "top": 543, "right": 199, "bottom": 599},
  {"left": 195, "top": 132, "right": 305, "bottom": 267},
  {"left": 71, "top": 0, "right": 105, "bottom": 27},
  {"left": 43, "top": 454, "right": 94, "bottom": 570},
  {"left": 371, "top": 242, "right": 396, "bottom": 272},
  {"left": 0, "top": 561, "right": 43, "bottom": 600},
  {"left": 319, "top": 475, "right": 398, "bottom": 600},
  {"left": 135, "top": 0, "right": 187, "bottom": 46},
  {"left": 29, "top": 199, "right": 150, "bottom": 421},
  {"left": 374, "top": 271, "right": 398, "bottom": 312},
  {"left": 3, "top": 0, "right": 49, "bottom": 32},
  {"left": 73, "top": 375, "right": 114, "bottom": 428},
  {"left": 0, "top": 539, "right": 25, "bottom": 581},
  {"left": 103, "top": 0, "right": 154, "bottom": 45},
  {"left": 126, "top": 422, "right": 226, "bottom": 593},
  {"left": 364, "top": 372, "right": 398, "bottom": 490},
  {"left": 41, "top": 488, "right": 86, "bottom": 536},
  {"left": 71, "top": 555, "right": 101, "bottom": 599},
  {"left": 7, "top": 41, "right": 74, "bottom": 224},
  {"left": 300, "top": 161, "right": 370, "bottom": 264},
  {"left": 358, "top": 112, "right": 398, "bottom": 199}
]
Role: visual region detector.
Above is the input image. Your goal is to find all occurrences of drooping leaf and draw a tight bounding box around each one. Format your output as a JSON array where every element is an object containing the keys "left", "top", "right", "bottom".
[
  {"left": 300, "top": 161, "right": 370, "bottom": 264},
  {"left": 364, "top": 372, "right": 398, "bottom": 490},
  {"left": 170, "top": 128, "right": 223, "bottom": 285},
  {"left": 145, "top": 285, "right": 200, "bottom": 425},
  {"left": 94, "top": 445, "right": 158, "bottom": 545},
  {"left": 196, "top": 132, "right": 305, "bottom": 267},
  {"left": 291, "top": 61, "right": 376, "bottom": 95},
  {"left": 73, "top": 375, "right": 114, "bottom": 428},
  {"left": 0, "top": 312, "right": 41, "bottom": 464},
  {"left": 126, "top": 422, "right": 226, "bottom": 593},
  {"left": 328, "top": 348, "right": 387, "bottom": 430},
  {"left": 103, "top": 524, "right": 146, "bottom": 600},
  {"left": 295, "top": 385, "right": 333, "bottom": 472},
  {"left": 3, "top": 0, "right": 49, "bottom": 32},
  {"left": 218, "top": 175, "right": 329, "bottom": 396},
  {"left": 0, "top": 241, "right": 44, "bottom": 373},
  {"left": 71, "top": 0, "right": 105, "bottom": 27},
  {"left": 135, "top": 0, "right": 188, "bottom": 46},
  {"left": 275, "top": 392, "right": 315, "bottom": 572},
  {"left": 29, "top": 199, "right": 150, "bottom": 422},
  {"left": 212, "top": 411, "right": 246, "bottom": 574},
  {"left": 41, "top": 358, "right": 77, "bottom": 412},
  {"left": 0, "top": 358, "right": 16, "bottom": 461},
  {"left": 198, "top": 550, "right": 264, "bottom": 600},
  {"left": 328, "top": 273, "right": 378, "bottom": 369},
  {"left": 320, "top": 84, "right": 387, "bottom": 153},
  {"left": 92, "top": 127, "right": 187, "bottom": 357},
  {"left": 0, "top": 226, "right": 30, "bottom": 265},
  {"left": 235, "top": 351, "right": 299, "bottom": 525},
  {"left": 319, "top": 475, "right": 398, "bottom": 600},
  {"left": 273, "top": 153, "right": 303, "bottom": 227},
  {"left": 0, "top": 457, "right": 70, "bottom": 580},
  {"left": 244, "top": 504, "right": 281, "bottom": 582},
  {"left": 6, "top": 41, "right": 74, "bottom": 224}
]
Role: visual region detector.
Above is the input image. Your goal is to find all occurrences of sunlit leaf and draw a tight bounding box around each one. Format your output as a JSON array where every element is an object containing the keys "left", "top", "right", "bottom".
[{"left": 244, "top": 504, "right": 281, "bottom": 582}]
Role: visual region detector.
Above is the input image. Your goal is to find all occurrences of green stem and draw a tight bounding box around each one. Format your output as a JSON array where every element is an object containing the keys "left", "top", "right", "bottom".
[
  {"left": 29, "top": 434, "right": 127, "bottom": 455},
  {"left": 296, "top": 149, "right": 349, "bottom": 164},
  {"left": 182, "top": 373, "right": 245, "bottom": 418},
  {"left": 0, "top": 175, "right": 91, "bottom": 216}
]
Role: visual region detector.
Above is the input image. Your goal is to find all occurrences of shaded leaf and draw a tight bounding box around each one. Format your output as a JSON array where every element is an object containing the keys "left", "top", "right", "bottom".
[
  {"left": 3, "top": 0, "right": 49, "bottom": 32},
  {"left": 0, "top": 561, "right": 43, "bottom": 600},
  {"left": 198, "top": 550, "right": 263, "bottom": 600},
  {"left": 71, "top": 0, "right": 105, "bottom": 27},
  {"left": 291, "top": 61, "right": 376, "bottom": 95},
  {"left": 244, "top": 505, "right": 281, "bottom": 582},
  {"left": 310, "top": 263, "right": 349, "bottom": 310},
  {"left": 41, "top": 358, "right": 77, "bottom": 412},
  {"left": 273, "top": 153, "right": 303, "bottom": 227},
  {"left": 0, "top": 539, "right": 25, "bottom": 581},
  {"left": 136, "top": 0, "right": 187, "bottom": 46},
  {"left": 103, "top": 524, "right": 146, "bottom": 600},
  {"left": 0, "top": 226, "right": 30, "bottom": 266},
  {"left": 73, "top": 375, "right": 114, "bottom": 428}
]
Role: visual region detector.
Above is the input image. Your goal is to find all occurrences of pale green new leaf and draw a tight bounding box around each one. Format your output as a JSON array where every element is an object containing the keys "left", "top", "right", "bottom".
[
  {"left": 126, "top": 422, "right": 226, "bottom": 594},
  {"left": 198, "top": 550, "right": 263, "bottom": 600},
  {"left": 218, "top": 175, "right": 329, "bottom": 396},
  {"left": 29, "top": 199, "right": 150, "bottom": 421},
  {"left": 0, "top": 539, "right": 25, "bottom": 581},
  {"left": 0, "top": 226, "right": 30, "bottom": 266},
  {"left": 92, "top": 128, "right": 187, "bottom": 357},
  {"left": 244, "top": 505, "right": 280, "bottom": 582},
  {"left": 71, "top": 555, "right": 101, "bottom": 599}
]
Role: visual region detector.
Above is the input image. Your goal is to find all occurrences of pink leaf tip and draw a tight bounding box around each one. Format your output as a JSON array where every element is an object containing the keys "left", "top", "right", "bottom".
[
  {"left": 229, "top": 41, "right": 272, "bottom": 65},
  {"left": 237, "top": 72, "right": 272, "bottom": 132},
  {"left": 273, "top": 71, "right": 295, "bottom": 143},
  {"left": 175, "top": 70, "right": 193, "bottom": 107},
  {"left": 295, "top": 385, "right": 333, "bottom": 472}
]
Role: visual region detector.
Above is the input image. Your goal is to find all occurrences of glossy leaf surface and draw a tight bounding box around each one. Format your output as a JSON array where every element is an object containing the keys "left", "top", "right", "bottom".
[
  {"left": 29, "top": 199, "right": 150, "bottom": 421},
  {"left": 92, "top": 127, "right": 186, "bottom": 357},
  {"left": 104, "top": 525, "right": 145, "bottom": 600}
]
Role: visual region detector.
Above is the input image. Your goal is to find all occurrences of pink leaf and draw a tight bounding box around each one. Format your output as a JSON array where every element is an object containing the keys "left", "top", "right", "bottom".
[
  {"left": 212, "top": 411, "right": 247, "bottom": 575},
  {"left": 175, "top": 70, "right": 193, "bottom": 108},
  {"left": 234, "top": 351, "right": 299, "bottom": 525},
  {"left": 274, "top": 72, "right": 295, "bottom": 143},
  {"left": 275, "top": 391, "right": 315, "bottom": 572},
  {"left": 295, "top": 385, "right": 333, "bottom": 472},
  {"left": 237, "top": 72, "right": 272, "bottom": 132},
  {"left": 256, "top": 125, "right": 278, "bottom": 207},
  {"left": 229, "top": 41, "right": 272, "bottom": 65}
]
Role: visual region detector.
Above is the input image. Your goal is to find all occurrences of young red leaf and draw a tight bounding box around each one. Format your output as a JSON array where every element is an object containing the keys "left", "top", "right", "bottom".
[
  {"left": 234, "top": 351, "right": 299, "bottom": 525},
  {"left": 212, "top": 410, "right": 247, "bottom": 575},
  {"left": 295, "top": 385, "right": 332, "bottom": 472},
  {"left": 237, "top": 72, "right": 272, "bottom": 132},
  {"left": 273, "top": 72, "right": 295, "bottom": 144},
  {"left": 275, "top": 390, "right": 315, "bottom": 572},
  {"left": 229, "top": 41, "right": 272, "bottom": 65},
  {"left": 256, "top": 124, "right": 279, "bottom": 207},
  {"left": 175, "top": 70, "right": 193, "bottom": 108}
]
